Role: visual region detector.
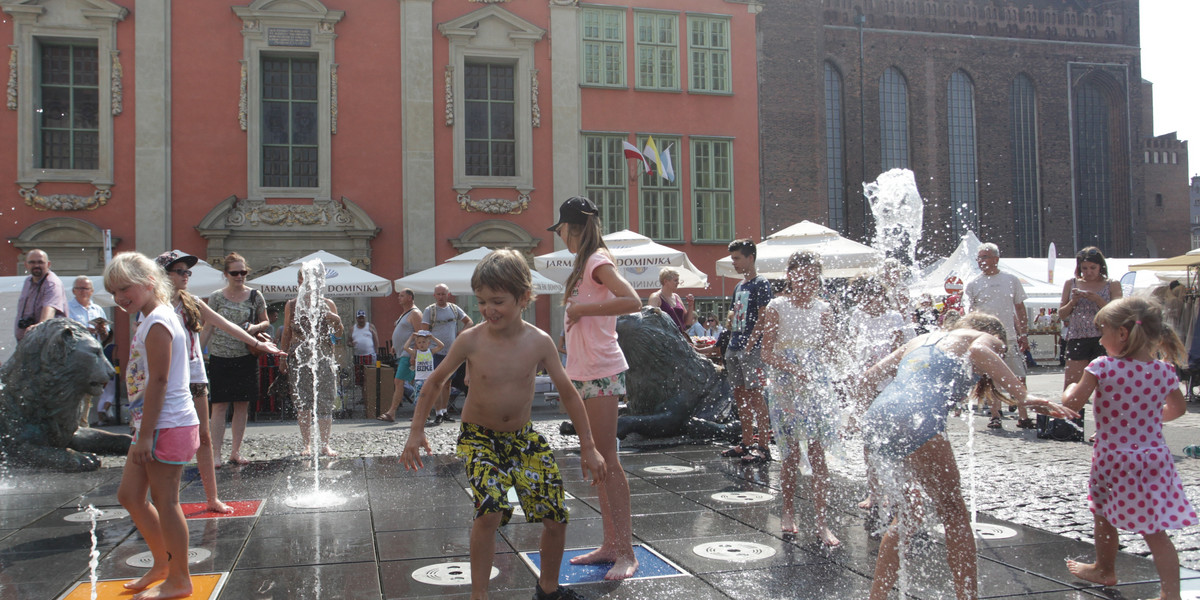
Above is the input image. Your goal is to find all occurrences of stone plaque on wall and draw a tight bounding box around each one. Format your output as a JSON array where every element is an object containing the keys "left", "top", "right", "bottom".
[{"left": 267, "top": 28, "right": 311, "bottom": 47}]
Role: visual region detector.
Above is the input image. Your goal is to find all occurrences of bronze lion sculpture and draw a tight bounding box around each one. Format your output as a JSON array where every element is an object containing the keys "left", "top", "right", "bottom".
[
  {"left": 0, "top": 318, "right": 129, "bottom": 471},
  {"left": 561, "top": 307, "right": 736, "bottom": 439}
]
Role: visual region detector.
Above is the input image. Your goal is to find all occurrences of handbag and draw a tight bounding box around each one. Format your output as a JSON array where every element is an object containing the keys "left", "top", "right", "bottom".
[{"left": 244, "top": 289, "right": 269, "bottom": 356}]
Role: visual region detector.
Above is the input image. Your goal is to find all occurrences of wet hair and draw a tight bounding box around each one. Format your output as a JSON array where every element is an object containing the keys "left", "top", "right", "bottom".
[
  {"left": 785, "top": 250, "right": 822, "bottom": 293},
  {"left": 1094, "top": 297, "right": 1185, "bottom": 364},
  {"left": 727, "top": 238, "right": 756, "bottom": 259},
  {"left": 104, "top": 252, "right": 172, "bottom": 308},
  {"left": 561, "top": 214, "right": 609, "bottom": 306},
  {"left": 952, "top": 312, "right": 1012, "bottom": 407},
  {"left": 223, "top": 251, "right": 249, "bottom": 273},
  {"left": 976, "top": 243, "right": 1000, "bottom": 258},
  {"left": 658, "top": 267, "right": 680, "bottom": 285},
  {"left": 1074, "top": 246, "right": 1109, "bottom": 278},
  {"left": 472, "top": 248, "right": 535, "bottom": 303}
]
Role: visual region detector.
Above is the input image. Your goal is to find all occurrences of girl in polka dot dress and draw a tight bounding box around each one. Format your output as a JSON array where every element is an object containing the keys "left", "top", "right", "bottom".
[{"left": 1062, "top": 296, "right": 1196, "bottom": 600}]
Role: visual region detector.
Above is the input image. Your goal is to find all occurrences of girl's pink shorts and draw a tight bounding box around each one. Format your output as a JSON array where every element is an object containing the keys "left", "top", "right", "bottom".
[{"left": 134, "top": 425, "right": 200, "bottom": 465}]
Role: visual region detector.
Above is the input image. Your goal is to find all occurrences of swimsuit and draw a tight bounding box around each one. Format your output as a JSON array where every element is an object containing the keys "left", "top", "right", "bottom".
[
  {"left": 456, "top": 421, "right": 567, "bottom": 526},
  {"left": 863, "top": 335, "right": 975, "bottom": 459}
]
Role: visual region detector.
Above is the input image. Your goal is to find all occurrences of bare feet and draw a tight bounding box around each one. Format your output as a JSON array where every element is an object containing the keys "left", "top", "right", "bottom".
[
  {"left": 819, "top": 526, "right": 841, "bottom": 547},
  {"left": 1066, "top": 559, "right": 1117, "bottom": 586},
  {"left": 299, "top": 448, "right": 313, "bottom": 457},
  {"left": 321, "top": 446, "right": 338, "bottom": 457},
  {"left": 604, "top": 555, "right": 639, "bottom": 581},
  {"left": 122, "top": 568, "right": 166, "bottom": 592},
  {"left": 781, "top": 513, "right": 798, "bottom": 538},
  {"left": 568, "top": 547, "right": 638, "bottom": 580},
  {"left": 132, "top": 579, "right": 193, "bottom": 600},
  {"left": 228, "top": 455, "right": 249, "bottom": 465},
  {"left": 207, "top": 499, "right": 234, "bottom": 514},
  {"left": 858, "top": 497, "right": 873, "bottom": 510}
]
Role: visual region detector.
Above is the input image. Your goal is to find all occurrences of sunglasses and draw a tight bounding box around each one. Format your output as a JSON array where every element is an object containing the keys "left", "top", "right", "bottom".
[
  {"left": 170, "top": 269, "right": 192, "bottom": 277},
  {"left": 227, "top": 270, "right": 249, "bottom": 277}
]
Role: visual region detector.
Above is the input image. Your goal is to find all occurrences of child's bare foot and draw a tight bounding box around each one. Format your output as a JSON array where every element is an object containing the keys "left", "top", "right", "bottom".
[
  {"left": 1066, "top": 559, "right": 1117, "bottom": 586},
  {"left": 569, "top": 547, "right": 616, "bottom": 565},
  {"left": 299, "top": 448, "right": 313, "bottom": 457},
  {"left": 122, "top": 568, "right": 166, "bottom": 592},
  {"left": 858, "top": 497, "right": 873, "bottom": 510},
  {"left": 604, "top": 555, "right": 639, "bottom": 581},
  {"left": 781, "top": 513, "right": 798, "bottom": 537},
  {"left": 321, "top": 446, "right": 338, "bottom": 457},
  {"left": 207, "top": 499, "right": 233, "bottom": 514},
  {"left": 229, "top": 454, "right": 250, "bottom": 465},
  {"left": 819, "top": 526, "right": 841, "bottom": 547},
  {"left": 132, "top": 578, "right": 193, "bottom": 600}
]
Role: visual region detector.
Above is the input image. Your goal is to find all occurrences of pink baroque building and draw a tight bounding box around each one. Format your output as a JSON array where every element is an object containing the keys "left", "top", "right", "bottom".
[{"left": 0, "top": 0, "right": 762, "bottom": 335}]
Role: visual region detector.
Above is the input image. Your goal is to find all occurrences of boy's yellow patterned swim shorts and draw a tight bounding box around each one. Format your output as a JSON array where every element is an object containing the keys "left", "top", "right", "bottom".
[{"left": 455, "top": 421, "right": 568, "bottom": 526}]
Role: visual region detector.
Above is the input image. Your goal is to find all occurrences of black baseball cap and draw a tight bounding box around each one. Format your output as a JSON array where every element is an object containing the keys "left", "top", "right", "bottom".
[
  {"left": 547, "top": 196, "right": 598, "bottom": 231},
  {"left": 155, "top": 250, "right": 199, "bottom": 272}
]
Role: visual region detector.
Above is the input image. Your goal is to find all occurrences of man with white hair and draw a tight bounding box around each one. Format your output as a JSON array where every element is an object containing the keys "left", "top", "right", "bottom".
[
  {"left": 67, "top": 275, "right": 106, "bottom": 331},
  {"left": 964, "top": 242, "right": 1033, "bottom": 430},
  {"left": 14, "top": 249, "right": 67, "bottom": 341},
  {"left": 421, "top": 284, "right": 473, "bottom": 425}
]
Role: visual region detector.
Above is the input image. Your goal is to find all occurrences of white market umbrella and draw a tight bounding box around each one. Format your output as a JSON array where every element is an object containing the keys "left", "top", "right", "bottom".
[
  {"left": 180, "top": 259, "right": 225, "bottom": 299},
  {"left": 395, "top": 247, "right": 565, "bottom": 296},
  {"left": 715, "top": 221, "right": 883, "bottom": 280},
  {"left": 534, "top": 229, "right": 708, "bottom": 290},
  {"left": 246, "top": 251, "right": 393, "bottom": 300}
]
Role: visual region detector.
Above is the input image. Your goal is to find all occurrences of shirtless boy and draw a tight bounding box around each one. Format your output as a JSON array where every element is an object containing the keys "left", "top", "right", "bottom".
[{"left": 400, "top": 249, "right": 606, "bottom": 600}]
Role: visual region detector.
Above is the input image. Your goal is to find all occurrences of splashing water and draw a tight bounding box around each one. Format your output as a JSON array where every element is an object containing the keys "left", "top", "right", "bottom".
[
  {"left": 864, "top": 168, "right": 924, "bottom": 266},
  {"left": 86, "top": 504, "right": 102, "bottom": 600},
  {"left": 285, "top": 259, "right": 345, "bottom": 509}
]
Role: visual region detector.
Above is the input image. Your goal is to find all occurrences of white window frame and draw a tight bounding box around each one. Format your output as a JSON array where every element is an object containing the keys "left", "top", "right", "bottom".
[
  {"left": 4, "top": 0, "right": 126, "bottom": 189},
  {"left": 686, "top": 14, "right": 731, "bottom": 94},
  {"left": 234, "top": 1, "right": 343, "bottom": 201},
  {"left": 441, "top": 7, "right": 544, "bottom": 195},
  {"left": 581, "top": 5, "right": 625, "bottom": 88}
]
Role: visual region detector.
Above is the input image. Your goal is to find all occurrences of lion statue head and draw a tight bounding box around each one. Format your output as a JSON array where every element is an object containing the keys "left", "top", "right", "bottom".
[{"left": 0, "top": 318, "right": 116, "bottom": 450}]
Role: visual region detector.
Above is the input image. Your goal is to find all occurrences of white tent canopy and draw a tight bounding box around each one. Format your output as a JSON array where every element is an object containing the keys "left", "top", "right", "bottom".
[
  {"left": 396, "top": 247, "right": 565, "bottom": 296},
  {"left": 910, "top": 233, "right": 1179, "bottom": 310},
  {"left": 177, "top": 258, "right": 226, "bottom": 299},
  {"left": 247, "top": 251, "right": 393, "bottom": 300},
  {"left": 534, "top": 229, "right": 708, "bottom": 290},
  {"left": 715, "top": 220, "right": 883, "bottom": 280}
]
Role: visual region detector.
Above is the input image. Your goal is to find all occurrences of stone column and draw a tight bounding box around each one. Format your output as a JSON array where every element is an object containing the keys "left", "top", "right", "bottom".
[
  {"left": 134, "top": 0, "right": 171, "bottom": 255},
  {"left": 400, "top": 0, "right": 436, "bottom": 275},
  {"left": 548, "top": 0, "right": 581, "bottom": 337}
]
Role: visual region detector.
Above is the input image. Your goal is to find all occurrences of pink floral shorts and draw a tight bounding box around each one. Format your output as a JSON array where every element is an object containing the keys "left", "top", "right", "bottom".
[{"left": 571, "top": 371, "right": 627, "bottom": 400}]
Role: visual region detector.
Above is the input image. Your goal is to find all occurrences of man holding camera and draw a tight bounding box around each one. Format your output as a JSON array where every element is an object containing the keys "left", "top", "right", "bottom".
[{"left": 15, "top": 249, "right": 67, "bottom": 341}]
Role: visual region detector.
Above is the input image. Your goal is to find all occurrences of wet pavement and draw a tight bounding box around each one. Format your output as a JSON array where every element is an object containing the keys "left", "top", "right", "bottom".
[{"left": 2, "top": 366, "right": 1199, "bottom": 599}]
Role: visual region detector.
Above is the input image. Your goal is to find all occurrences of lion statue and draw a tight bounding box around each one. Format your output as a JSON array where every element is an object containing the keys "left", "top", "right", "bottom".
[
  {"left": 0, "top": 318, "right": 129, "bottom": 471},
  {"left": 561, "top": 307, "right": 736, "bottom": 440}
]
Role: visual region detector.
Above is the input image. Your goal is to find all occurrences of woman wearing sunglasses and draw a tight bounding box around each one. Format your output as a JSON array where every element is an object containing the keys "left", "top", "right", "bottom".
[{"left": 203, "top": 252, "right": 270, "bottom": 466}]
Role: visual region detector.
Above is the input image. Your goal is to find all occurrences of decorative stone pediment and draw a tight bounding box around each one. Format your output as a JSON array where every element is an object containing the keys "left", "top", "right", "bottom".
[
  {"left": 196, "top": 196, "right": 379, "bottom": 272},
  {"left": 2, "top": 0, "right": 128, "bottom": 28},
  {"left": 232, "top": 0, "right": 344, "bottom": 27},
  {"left": 438, "top": 5, "right": 546, "bottom": 47},
  {"left": 9, "top": 217, "right": 118, "bottom": 275},
  {"left": 450, "top": 219, "right": 541, "bottom": 253}
]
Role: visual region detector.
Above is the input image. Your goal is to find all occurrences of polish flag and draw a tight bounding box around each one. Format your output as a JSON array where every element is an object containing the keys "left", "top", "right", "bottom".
[{"left": 622, "top": 140, "right": 650, "bottom": 174}]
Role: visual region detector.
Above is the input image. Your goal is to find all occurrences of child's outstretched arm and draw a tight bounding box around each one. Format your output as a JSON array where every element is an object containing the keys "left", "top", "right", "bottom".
[
  {"left": 757, "top": 307, "right": 785, "bottom": 370},
  {"left": 133, "top": 323, "right": 172, "bottom": 465},
  {"left": 542, "top": 337, "right": 606, "bottom": 486},
  {"left": 1062, "top": 370, "right": 1099, "bottom": 413},
  {"left": 399, "top": 340, "right": 464, "bottom": 470},
  {"left": 1163, "top": 387, "right": 1186, "bottom": 422}
]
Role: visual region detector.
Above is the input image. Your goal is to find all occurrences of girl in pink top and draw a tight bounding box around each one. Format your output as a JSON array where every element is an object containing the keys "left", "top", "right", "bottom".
[
  {"left": 549, "top": 196, "right": 642, "bottom": 580},
  {"left": 1062, "top": 297, "right": 1196, "bottom": 600}
]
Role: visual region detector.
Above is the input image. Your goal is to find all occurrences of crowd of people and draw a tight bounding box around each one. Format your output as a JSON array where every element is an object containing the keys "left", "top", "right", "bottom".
[{"left": 12, "top": 195, "right": 1197, "bottom": 600}]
